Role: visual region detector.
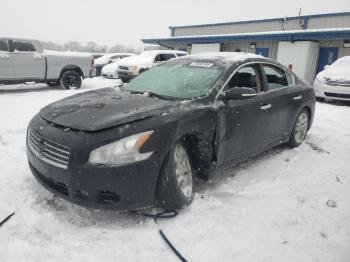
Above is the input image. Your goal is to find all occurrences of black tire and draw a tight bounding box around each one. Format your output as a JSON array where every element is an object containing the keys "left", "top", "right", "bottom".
[
  {"left": 46, "top": 81, "right": 59, "bottom": 87},
  {"left": 156, "top": 141, "right": 195, "bottom": 210},
  {"left": 288, "top": 109, "right": 309, "bottom": 148},
  {"left": 316, "top": 97, "right": 325, "bottom": 102},
  {"left": 59, "top": 70, "right": 82, "bottom": 90}
]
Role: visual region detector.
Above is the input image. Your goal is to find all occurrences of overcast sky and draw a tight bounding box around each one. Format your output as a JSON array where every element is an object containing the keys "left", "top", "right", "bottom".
[{"left": 1, "top": 0, "right": 349, "bottom": 48}]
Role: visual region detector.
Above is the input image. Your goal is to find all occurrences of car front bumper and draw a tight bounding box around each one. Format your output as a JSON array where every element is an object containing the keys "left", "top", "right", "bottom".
[
  {"left": 118, "top": 71, "right": 137, "bottom": 82},
  {"left": 26, "top": 119, "right": 162, "bottom": 211},
  {"left": 314, "top": 79, "right": 350, "bottom": 101}
]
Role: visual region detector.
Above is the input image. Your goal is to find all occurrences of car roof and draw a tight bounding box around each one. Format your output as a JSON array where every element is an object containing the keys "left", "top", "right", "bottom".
[
  {"left": 186, "top": 52, "right": 268, "bottom": 63},
  {"left": 142, "top": 50, "right": 187, "bottom": 55}
]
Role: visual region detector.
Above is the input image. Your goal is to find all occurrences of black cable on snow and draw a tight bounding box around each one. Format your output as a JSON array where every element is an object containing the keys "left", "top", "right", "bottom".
[
  {"left": 0, "top": 212, "right": 15, "bottom": 228},
  {"left": 159, "top": 228, "right": 187, "bottom": 262},
  {"left": 133, "top": 210, "right": 187, "bottom": 262}
]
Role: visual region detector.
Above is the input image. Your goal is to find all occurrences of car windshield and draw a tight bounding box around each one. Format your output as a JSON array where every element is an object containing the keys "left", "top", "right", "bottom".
[{"left": 123, "top": 62, "right": 224, "bottom": 99}]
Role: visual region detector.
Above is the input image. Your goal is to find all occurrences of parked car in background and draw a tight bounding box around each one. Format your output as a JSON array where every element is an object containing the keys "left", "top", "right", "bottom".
[
  {"left": 101, "top": 55, "right": 136, "bottom": 79},
  {"left": 26, "top": 52, "right": 315, "bottom": 211},
  {"left": 313, "top": 56, "right": 350, "bottom": 101},
  {"left": 117, "top": 50, "right": 187, "bottom": 82},
  {"left": 0, "top": 37, "right": 94, "bottom": 89},
  {"left": 94, "top": 53, "right": 135, "bottom": 76},
  {"left": 91, "top": 53, "right": 105, "bottom": 59}
]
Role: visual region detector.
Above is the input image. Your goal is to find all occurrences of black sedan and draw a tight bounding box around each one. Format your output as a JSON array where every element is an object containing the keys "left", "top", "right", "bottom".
[{"left": 26, "top": 53, "right": 315, "bottom": 211}]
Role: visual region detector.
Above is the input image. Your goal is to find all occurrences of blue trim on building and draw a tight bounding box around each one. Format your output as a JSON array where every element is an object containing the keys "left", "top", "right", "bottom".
[
  {"left": 143, "top": 30, "right": 350, "bottom": 45},
  {"left": 168, "top": 12, "right": 350, "bottom": 30}
]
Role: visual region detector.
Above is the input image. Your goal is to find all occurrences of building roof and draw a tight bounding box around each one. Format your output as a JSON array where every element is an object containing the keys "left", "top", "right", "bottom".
[
  {"left": 142, "top": 28, "right": 350, "bottom": 45},
  {"left": 168, "top": 12, "right": 350, "bottom": 30}
]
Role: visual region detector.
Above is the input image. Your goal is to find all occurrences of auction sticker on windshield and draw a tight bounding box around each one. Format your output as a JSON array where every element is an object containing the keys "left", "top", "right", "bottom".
[{"left": 189, "top": 62, "right": 214, "bottom": 68}]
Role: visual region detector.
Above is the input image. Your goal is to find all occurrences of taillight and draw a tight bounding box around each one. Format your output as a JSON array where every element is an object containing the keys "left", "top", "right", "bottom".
[{"left": 91, "top": 59, "right": 95, "bottom": 68}]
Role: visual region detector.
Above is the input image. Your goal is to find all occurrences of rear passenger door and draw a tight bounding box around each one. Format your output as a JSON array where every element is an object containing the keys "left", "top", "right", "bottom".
[
  {"left": 0, "top": 38, "right": 15, "bottom": 81},
  {"left": 260, "top": 63, "right": 295, "bottom": 144},
  {"left": 10, "top": 39, "right": 46, "bottom": 80}
]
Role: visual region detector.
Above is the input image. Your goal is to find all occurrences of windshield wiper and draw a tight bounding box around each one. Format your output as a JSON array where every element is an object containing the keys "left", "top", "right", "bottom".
[{"left": 128, "top": 90, "right": 179, "bottom": 101}]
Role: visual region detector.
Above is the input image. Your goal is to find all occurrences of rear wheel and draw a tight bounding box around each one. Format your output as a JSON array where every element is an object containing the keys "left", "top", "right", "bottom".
[
  {"left": 288, "top": 109, "right": 309, "bottom": 148},
  {"left": 156, "top": 141, "right": 194, "bottom": 210},
  {"left": 60, "top": 70, "right": 82, "bottom": 90}
]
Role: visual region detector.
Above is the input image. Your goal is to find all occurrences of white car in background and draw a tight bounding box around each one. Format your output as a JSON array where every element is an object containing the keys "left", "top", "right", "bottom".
[
  {"left": 101, "top": 57, "right": 131, "bottom": 79},
  {"left": 313, "top": 56, "right": 350, "bottom": 101},
  {"left": 117, "top": 50, "right": 187, "bottom": 82},
  {"left": 94, "top": 53, "right": 135, "bottom": 76}
]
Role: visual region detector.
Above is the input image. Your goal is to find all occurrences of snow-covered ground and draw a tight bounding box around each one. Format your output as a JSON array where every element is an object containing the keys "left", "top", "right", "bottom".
[{"left": 0, "top": 79, "right": 349, "bottom": 262}]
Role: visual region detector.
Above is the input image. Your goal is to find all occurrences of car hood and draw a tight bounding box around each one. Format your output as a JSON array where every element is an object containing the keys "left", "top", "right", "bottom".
[
  {"left": 39, "top": 88, "right": 176, "bottom": 132},
  {"left": 118, "top": 56, "right": 152, "bottom": 67},
  {"left": 102, "top": 61, "right": 120, "bottom": 74},
  {"left": 318, "top": 67, "right": 350, "bottom": 82}
]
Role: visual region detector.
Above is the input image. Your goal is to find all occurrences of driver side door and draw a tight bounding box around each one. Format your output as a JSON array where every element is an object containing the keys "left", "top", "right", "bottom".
[{"left": 216, "top": 63, "right": 274, "bottom": 166}]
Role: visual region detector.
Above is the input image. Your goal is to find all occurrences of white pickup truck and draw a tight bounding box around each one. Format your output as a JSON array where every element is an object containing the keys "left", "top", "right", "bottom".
[{"left": 0, "top": 37, "right": 95, "bottom": 89}]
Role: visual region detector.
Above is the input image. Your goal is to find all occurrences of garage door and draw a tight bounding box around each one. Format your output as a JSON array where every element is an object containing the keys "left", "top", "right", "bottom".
[
  {"left": 191, "top": 43, "right": 220, "bottom": 54},
  {"left": 276, "top": 41, "right": 319, "bottom": 84}
]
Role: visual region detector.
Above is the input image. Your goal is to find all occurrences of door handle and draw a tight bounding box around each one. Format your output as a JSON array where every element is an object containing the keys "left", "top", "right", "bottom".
[
  {"left": 293, "top": 95, "right": 303, "bottom": 101},
  {"left": 260, "top": 104, "right": 272, "bottom": 110}
]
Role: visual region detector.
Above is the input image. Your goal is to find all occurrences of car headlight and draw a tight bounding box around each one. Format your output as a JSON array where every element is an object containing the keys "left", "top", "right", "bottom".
[
  {"left": 128, "top": 66, "right": 139, "bottom": 75},
  {"left": 88, "top": 131, "right": 154, "bottom": 166}
]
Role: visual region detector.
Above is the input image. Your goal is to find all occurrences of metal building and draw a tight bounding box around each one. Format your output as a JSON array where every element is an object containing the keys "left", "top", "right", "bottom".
[{"left": 142, "top": 12, "right": 350, "bottom": 83}]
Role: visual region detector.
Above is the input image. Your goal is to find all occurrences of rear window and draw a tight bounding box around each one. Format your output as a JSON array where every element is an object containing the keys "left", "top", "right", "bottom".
[
  {"left": 0, "top": 39, "right": 8, "bottom": 51},
  {"left": 13, "top": 40, "right": 36, "bottom": 52}
]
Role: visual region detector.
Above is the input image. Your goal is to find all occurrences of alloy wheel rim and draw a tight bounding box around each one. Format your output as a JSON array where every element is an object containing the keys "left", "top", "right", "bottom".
[
  {"left": 173, "top": 144, "right": 193, "bottom": 199},
  {"left": 64, "top": 74, "right": 79, "bottom": 89},
  {"left": 294, "top": 112, "right": 308, "bottom": 144}
]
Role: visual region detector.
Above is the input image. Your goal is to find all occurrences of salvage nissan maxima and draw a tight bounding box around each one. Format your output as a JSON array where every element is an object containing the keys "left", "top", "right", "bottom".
[{"left": 26, "top": 52, "right": 315, "bottom": 211}]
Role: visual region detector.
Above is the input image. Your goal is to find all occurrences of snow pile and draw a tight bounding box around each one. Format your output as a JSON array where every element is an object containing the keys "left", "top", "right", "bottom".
[{"left": 0, "top": 80, "right": 349, "bottom": 261}]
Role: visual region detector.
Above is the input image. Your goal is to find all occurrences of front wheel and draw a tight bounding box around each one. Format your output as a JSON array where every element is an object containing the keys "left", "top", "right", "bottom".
[
  {"left": 288, "top": 109, "right": 309, "bottom": 148},
  {"left": 60, "top": 71, "right": 82, "bottom": 90},
  {"left": 156, "top": 141, "right": 194, "bottom": 210}
]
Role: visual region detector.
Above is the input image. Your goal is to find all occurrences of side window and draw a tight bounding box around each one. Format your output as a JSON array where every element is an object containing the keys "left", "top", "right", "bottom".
[
  {"left": 176, "top": 53, "right": 187, "bottom": 57},
  {"left": 154, "top": 54, "right": 163, "bottom": 62},
  {"left": 163, "top": 54, "right": 176, "bottom": 60},
  {"left": 227, "top": 65, "right": 261, "bottom": 92},
  {"left": 13, "top": 40, "right": 36, "bottom": 52},
  {"left": 155, "top": 54, "right": 176, "bottom": 62},
  {"left": 0, "top": 39, "right": 8, "bottom": 51},
  {"left": 263, "top": 65, "right": 290, "bottom": 91}
]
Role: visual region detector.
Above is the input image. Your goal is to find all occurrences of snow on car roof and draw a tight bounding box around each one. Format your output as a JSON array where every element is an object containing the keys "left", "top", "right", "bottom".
[
  {"left": 141, "top": 50, "right": 187, "bottom": 55},
  {"left": 186, "top": 52, "right": 267, "bottom": 62}
]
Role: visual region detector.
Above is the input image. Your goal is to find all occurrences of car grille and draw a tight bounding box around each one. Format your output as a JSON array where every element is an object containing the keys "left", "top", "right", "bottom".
[
  {"left": 28, "top": 129, "right": 71, "bottom": 169},
  {"left": 119, "top": 66, "right": 129, "bottom": 71},
  {"left": 325, "top": 79, "right": 350, "bottom": 87},
  {"left": 324, "top": 92, "right": 350, "bottom": 99}
]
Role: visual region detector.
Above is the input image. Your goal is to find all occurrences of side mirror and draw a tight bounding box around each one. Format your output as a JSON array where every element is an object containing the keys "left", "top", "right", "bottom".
[
  {"left": 223, "top": 87, "right": 257, "bottom": 101},
  {"left": 108, "top": 60, "right": 113, "bottom": 64},
  {"left": 324, "top": 64, "right": 330, "bottom": 70}
]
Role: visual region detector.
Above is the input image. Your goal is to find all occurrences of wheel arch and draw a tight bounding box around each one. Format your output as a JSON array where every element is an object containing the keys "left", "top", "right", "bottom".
[
  {"left": 179, "top": 132, "right": 215, "bottom": 181},
  {"left": 59, "top": 65, "right": 84, "bottom": 79}
]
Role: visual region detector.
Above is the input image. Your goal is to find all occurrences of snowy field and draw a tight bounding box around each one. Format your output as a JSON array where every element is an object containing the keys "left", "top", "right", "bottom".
[{"left": 0, "top": 78, "right": 349, "bottom": 262}]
